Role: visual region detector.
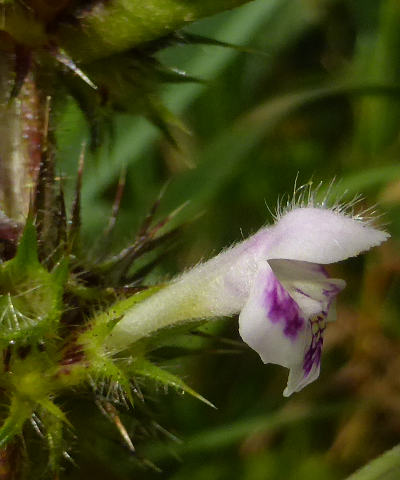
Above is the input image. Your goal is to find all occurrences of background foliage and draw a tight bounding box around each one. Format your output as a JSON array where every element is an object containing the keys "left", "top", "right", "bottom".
[{"left": 55, "top": 0, "right": 400, "bottom": 478}]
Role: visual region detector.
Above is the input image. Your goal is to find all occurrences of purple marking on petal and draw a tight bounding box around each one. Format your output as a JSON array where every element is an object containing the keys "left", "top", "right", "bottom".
[
  {"left": 323, "top": 284, "right": 342, "bottom": 299},
  {"left": 303, "top": 314, "right": 326, "bottom": 377},
  {"left": 318, "top": 265, "right": 329, "bottom": 277},
  {"left": 322, "top": 282, "right": 344, "bottom": 312},
  {"left": 295, "top": 288, "right": 311, "bottom": 298},
  {"left": 264, "top": 276, "right": 304, "bottom": 340}
]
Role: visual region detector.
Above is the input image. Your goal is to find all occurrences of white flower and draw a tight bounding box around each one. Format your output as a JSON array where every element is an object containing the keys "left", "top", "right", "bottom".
[{"left": 104, "top": 193, "right": 389, "bottom": 396}]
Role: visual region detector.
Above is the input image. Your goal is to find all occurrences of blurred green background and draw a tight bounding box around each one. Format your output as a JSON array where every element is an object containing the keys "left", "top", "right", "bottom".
[{"left": 56, "top": 0, "right": 400, "bottom": 478}]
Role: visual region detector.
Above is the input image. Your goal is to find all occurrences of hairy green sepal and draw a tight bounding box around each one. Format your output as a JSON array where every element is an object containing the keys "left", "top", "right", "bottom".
[
  {"left": 0, "top": 221, "right": 67, "bottom": 347},
  {"left": 57, "top": 0, "right": 254, "bottom": 62}
]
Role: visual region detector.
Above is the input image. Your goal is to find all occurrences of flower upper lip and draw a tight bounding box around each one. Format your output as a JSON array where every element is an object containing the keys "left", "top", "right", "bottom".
[{"left": 260, "top": 207, "right": 389, "bottom": 264}]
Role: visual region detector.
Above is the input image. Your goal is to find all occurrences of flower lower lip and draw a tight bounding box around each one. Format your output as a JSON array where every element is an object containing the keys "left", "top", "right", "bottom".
[{"left": 264, "top": 274, "right": 305, "bottom": 341}]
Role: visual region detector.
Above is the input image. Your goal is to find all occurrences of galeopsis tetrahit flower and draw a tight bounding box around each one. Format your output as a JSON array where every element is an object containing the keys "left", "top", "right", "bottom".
[{"left": 104, "top": 193, "right": 389, "bottom": 396}]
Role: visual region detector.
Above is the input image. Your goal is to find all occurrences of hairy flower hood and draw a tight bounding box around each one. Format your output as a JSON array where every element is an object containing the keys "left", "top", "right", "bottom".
[{"left": 104, "top": 203, "right": 389, "bottom": 396}]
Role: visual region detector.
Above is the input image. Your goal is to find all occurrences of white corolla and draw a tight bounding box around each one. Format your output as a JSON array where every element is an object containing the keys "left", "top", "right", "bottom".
[{"left": 104, "top": 195, "right": 389, "bottom": 396}]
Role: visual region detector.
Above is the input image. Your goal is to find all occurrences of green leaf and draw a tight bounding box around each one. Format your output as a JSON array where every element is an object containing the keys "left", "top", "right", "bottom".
[
  {"left": 38, "top": 398, "right": 72, "bottom": 428},
  {"left": 131, "top": 357, "right": 215, "bottom": 408},
  {"left": 345, "top": 445, "right": 400, "bottom": 480},
  {"left": 0, "top": 396, "right": 32, "bottom": 448},
  {"left": 353, "top": 0, "right": 400, "bottom": 155},
  {"left": 339, "top": 164, "right": 400, "bottom": 194},
  {"left": 145, "top": 402, "right": 344, "bottom": 462},
  {"left": 161, "top": 82, "right": 400, "bottom": 219}
]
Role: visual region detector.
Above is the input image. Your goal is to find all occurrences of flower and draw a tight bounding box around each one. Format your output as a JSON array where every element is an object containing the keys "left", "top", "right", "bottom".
[{"left": 104, "top": 192, "right": 389, "bottom": 396}]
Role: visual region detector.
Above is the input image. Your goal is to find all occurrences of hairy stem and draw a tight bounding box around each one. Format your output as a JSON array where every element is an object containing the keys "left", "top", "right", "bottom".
[{"left": 0, "top": 53, "right": 43, "bottom": 222}]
